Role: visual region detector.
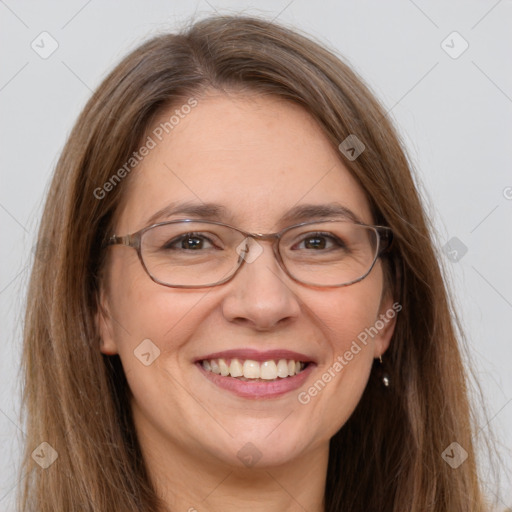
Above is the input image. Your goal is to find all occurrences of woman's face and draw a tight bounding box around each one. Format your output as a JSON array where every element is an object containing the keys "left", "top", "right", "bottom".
[{"left": 99, "top": 93, "right": 395, "bottom": 470}]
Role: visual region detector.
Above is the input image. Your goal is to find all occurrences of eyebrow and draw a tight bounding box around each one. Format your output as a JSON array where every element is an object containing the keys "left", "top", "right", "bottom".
[
  {"left": 145, "top": 201, "right": 363, "bottom": 226},
  {"left": 145, "top": 201, "right": 227, "bottom": 226},
  {"left": 280, "top": 203, "right": 362, "bottom": 224}
]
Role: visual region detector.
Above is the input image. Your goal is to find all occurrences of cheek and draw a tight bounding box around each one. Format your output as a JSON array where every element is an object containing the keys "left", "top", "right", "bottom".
[
  {"left": 308, "top": 267, "right": 384, "bottom": 354},
  {"left": 296, "top": 271, "right": 384, "bottom": 437},
  {"left": 105, "top": 251, "right": 216, "bottom": 376},
  {"left": 105, "top": 270, "right": 220, "bottom": 440}
]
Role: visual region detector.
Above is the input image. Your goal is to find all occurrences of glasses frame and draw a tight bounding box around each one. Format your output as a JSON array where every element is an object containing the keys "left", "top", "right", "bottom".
[{"left": 105, "top": 218, "right": 393, "bottom": 289}]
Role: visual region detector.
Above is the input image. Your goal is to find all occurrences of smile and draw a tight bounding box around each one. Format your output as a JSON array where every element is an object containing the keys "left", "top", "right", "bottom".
[
  {"left": 195, "top": 349, "right": 316, "bottom": 399},
  {"left": 201, "top": 358, "right": 308, "bottom": 380}
]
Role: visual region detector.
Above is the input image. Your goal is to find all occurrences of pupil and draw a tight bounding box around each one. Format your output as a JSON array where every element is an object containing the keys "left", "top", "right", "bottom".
[
  {"left": 305, "top": 237, "right": 325, "bottom": 249},
  {"left": 183, "top": 237, "right": 202, "bottom": 249}
]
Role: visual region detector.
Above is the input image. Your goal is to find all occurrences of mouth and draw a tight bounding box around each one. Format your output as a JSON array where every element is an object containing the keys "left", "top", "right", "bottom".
[
  {"left": 195, "top": 349, "right": 316, "bottom": 399},
  {"left": 200, "top": 357, "right": 310, "bottom": 381}
]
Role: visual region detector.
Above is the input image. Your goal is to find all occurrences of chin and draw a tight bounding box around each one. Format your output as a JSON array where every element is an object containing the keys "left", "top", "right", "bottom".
[{"left": 204, "top": 427, "right": 317, "bottom": 470}]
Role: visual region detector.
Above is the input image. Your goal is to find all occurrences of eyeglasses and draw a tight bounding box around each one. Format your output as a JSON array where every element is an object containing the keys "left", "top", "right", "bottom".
[{"left": 105, "top": 219, "right": 393, "bottom": 288}]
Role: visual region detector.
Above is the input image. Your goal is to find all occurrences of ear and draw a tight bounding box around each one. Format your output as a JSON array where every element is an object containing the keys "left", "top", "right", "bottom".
[
  {"left": 96, "top": 287, "right": 118, "bottom": 355},
  {"left": 373, "top": 292, "right": 400, "bottom": 359}
]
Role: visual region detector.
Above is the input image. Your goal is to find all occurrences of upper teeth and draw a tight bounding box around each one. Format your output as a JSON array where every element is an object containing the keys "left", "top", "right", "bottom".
[{"left": 202, "top": 358, "right": 306, "bottom": 380}]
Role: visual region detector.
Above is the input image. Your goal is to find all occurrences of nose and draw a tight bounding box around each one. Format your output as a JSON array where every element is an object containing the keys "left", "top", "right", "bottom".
[{"left": 221, "top": 238, "right": 301, "bottom": 330}]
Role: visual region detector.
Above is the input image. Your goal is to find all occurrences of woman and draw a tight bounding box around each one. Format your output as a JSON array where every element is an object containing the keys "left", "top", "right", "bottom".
[{"left": 20, "top": 15, "right": 491, "bottom": 511}]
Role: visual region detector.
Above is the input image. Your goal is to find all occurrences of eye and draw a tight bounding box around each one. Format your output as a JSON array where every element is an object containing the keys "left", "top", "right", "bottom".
[
  {"left": 163, "top": 233, "right": 217, "bottom": 251},
  {"left": 294, "top": 232, "right": 345, "bottom": 250}
]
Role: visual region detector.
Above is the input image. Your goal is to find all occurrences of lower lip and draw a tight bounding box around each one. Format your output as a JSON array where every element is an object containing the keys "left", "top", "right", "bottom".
[{"left": 196, "top": 362, "right": 315, "bottom": 399}]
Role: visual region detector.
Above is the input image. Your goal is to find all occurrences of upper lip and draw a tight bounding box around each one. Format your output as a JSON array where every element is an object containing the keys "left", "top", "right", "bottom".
[{"left": 195, "top": 349, "right": 316, "bottom": 364}]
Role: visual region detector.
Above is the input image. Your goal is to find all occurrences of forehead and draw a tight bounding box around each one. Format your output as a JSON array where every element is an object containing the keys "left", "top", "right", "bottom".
[{"left": 115, "top": 93, "right": 372, "bottom": 233}]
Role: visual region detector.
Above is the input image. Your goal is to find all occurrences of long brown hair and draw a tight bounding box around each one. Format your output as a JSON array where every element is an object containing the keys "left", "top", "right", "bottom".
[{"left": 20, "top": 15, "right": 491, "bottom": 511}]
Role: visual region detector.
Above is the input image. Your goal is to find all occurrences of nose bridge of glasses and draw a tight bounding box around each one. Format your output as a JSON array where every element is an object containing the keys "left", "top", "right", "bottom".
[{"left": 235, "top": 231, "right": 281, "bottom": 265}]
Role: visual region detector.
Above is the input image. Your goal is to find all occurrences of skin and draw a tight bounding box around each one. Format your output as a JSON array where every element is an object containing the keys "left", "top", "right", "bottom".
[{"left": 98, "top": 92, "right": 396, "bottom": 512}]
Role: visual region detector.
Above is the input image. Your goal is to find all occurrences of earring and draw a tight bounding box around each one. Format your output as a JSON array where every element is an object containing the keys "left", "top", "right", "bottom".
[{"left": 378, "top": 355, "right": 390, "bottom": 388}]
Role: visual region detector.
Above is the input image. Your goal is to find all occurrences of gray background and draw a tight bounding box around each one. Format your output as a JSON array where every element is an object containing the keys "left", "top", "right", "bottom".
[{"left": 1, "top": 0, "right": 511, "bottom": 509}]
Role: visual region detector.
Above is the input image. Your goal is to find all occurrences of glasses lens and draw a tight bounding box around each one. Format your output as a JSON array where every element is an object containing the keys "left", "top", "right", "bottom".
[
  {"left": 280, "top": 221, "right": 379, "bottom": 286},
  {"left": 141, "top": 221, "right": 244, "bottom": 287}
]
